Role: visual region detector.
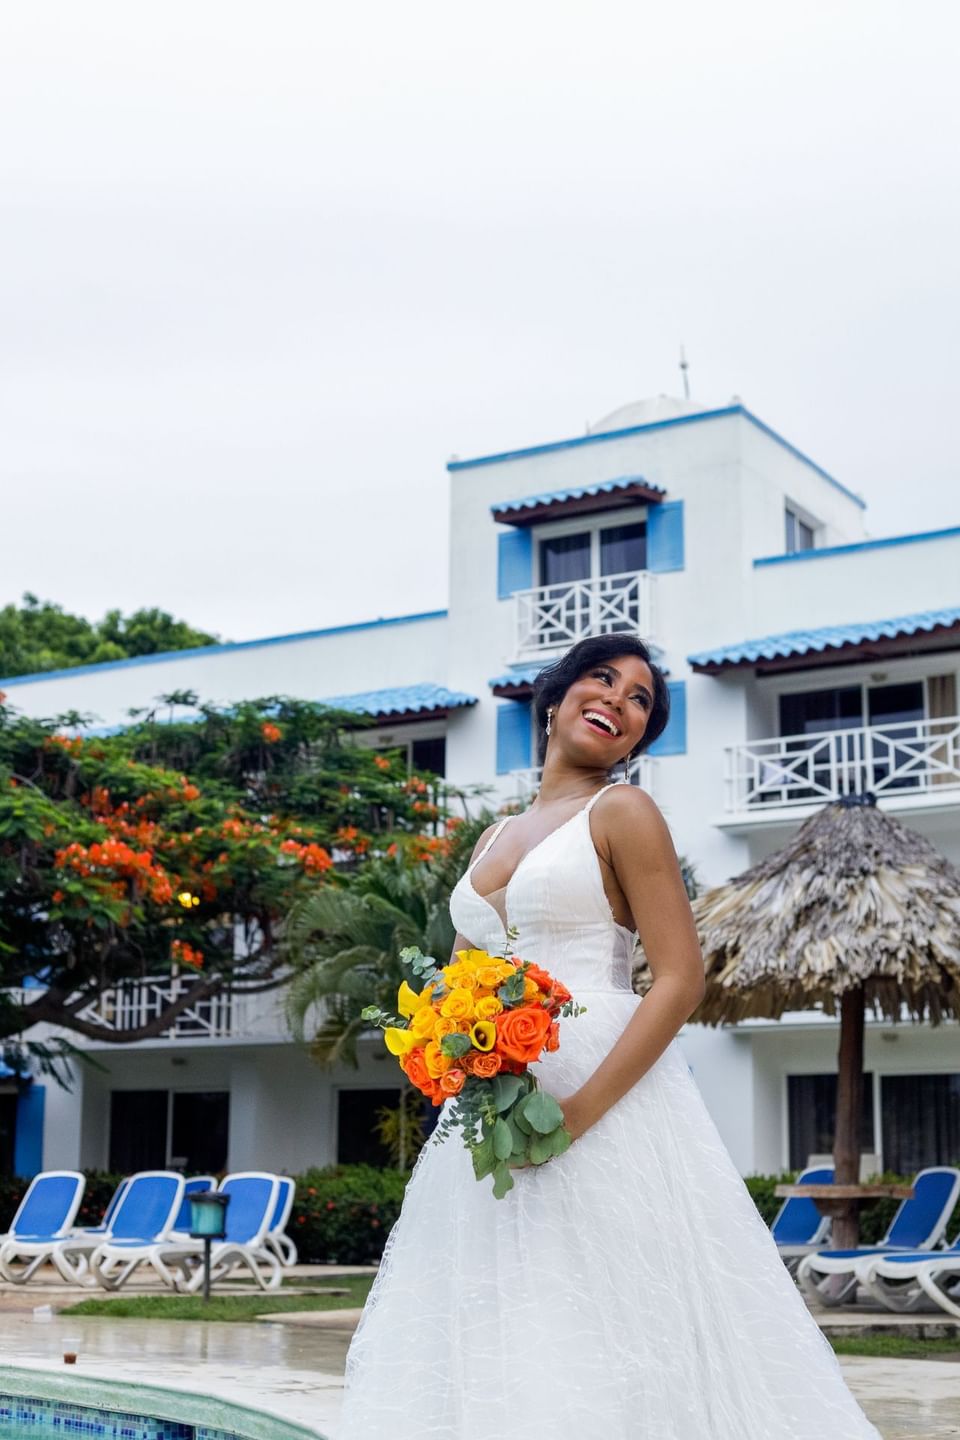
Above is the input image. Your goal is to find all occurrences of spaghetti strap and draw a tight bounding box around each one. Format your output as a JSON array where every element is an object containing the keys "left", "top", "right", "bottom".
[
  {"left": 468, "top": 814, "right": 515, "bottom": 871},
  {"left": 582, "top": 780, "right": 622, "bottom": 816}
]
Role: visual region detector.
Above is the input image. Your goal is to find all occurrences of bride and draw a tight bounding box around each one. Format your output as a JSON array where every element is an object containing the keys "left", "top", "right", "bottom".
[{"left": 337, "top": 635, "right": 881, "bottom": 1439}]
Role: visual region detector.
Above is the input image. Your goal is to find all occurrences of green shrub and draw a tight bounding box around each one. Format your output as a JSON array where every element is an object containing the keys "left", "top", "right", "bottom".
[{"left": 291, "top": 1164, "right": 410, "bottom": 1264}]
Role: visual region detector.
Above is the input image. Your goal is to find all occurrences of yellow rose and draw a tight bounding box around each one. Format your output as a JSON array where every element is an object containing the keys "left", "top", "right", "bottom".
[
  {"left": 523, "top": 976, "right": 542, "bottom": 1002},
  {"left": 424, "top": 1039, "right": 453, "bottom": 1078},
  {"left": 440, "top": 987, "right": 475, "bottom": 1021},
  {"left": 469, "top": 1021, "right": 497, "bottom": 1052},
  {"left": 384, "top": 1026, "right": 417, "bottom": 1056},
  {"left": 411, "top": 1006, "right": 439, "bottom": 1040},
  {"left": 433, "top": 1016, "right": 459, "bottom": 1039},
  {"left": 474, "top": 994, "right": 503, "bottom": 1020},
  {"left": 442, "top": 965, "right": 478, "bottom": 991},
  {"left": 476, "top": 965, "right": 505, "bottom": 989}
]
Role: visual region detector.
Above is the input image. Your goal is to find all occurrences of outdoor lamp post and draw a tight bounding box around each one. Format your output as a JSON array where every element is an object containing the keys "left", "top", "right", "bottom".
[{"left": 189, "top": 1190, "right": 230, "bottom": 1301}]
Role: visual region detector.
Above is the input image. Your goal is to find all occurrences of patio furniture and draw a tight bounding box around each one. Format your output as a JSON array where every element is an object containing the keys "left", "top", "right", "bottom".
[
  {"left": 797, "top": 1167, "right": 960, "bottom": 1306},
  {"left": 72, "top": 1171, "right": 185, "bottom": 1288},
  {"left": 93, "top": 1172, "right": 282, "bottom": 1293},
  {"left": 860, "top": 1242, "right": 960, "bottom": 1316},
  {"left": 265, "top": 1175, "right": 298, "bottom": 1267},
  {"left": 168, "top": 1175, "right": 219, "bottom": 1237},
  {"left": 770, "top": 1166, "right": 834, "bottom": 1276},
  {"left": 0, "top": 1171, "right": 86, "bottom": 1284},
  {"left": 70, "top": 1177, "right": 130, "bottom": 1240}
]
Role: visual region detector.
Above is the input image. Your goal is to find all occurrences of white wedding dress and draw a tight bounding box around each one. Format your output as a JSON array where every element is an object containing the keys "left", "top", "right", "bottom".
[{"left": 338, "top": 785, "right": 881, "bottom": 1439}]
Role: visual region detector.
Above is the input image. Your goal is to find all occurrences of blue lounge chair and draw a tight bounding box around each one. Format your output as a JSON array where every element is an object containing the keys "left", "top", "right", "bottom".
[
  {"left": 168, "top": 1175, "right": 218, "bottom": 1237},
  {"left": 798, "top": 1166, "right": 960, "bottom": 1306},
  {"left": 137, "top": 1172, "right": 282, "bottom": 1293},
  {"left": 0, "top": 1171, "right": 86, "bottom": 1283},
  {"left": 69, "top": 1171, "right": 185, "bottom": 1288},
  {"left": 861, "top": 1241, "right": 960, "bottom": 1316},
  {"left": 70, "top": 1177, "right": 130, "bottom": 1240},
  {"left": 770, "top": 1165, "right": 833, "bottom": 1276},
  {"left": 265, "top": 1175, "right": 298, "bottom": 1267}
]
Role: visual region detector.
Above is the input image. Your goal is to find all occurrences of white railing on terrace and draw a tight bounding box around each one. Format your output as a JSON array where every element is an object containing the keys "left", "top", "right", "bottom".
[
  {"left": 77, "top": 976, "right": 241, "bottom": 1039},
  {"left": 725, "top": 715, "right": 960, "bottom": 812},
  {"left": 511, "top": 754, "right": 657, "bottom": 803},
  {"left": 514, "top": 570, "right": 655, "bottom": 659}
]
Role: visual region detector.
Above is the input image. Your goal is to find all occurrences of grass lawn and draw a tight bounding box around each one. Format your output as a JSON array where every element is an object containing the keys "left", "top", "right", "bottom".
[
  {"left": 63, "top": 1275, "right": 374, "bottom": 1323},
  {"left": 830, "top": 1334, "right": 960, "bottom": 1361}
]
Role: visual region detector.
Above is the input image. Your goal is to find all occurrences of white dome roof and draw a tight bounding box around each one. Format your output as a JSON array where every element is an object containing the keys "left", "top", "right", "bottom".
[{"left": 587, "top": 394, "right": 709, "bottom": 435}]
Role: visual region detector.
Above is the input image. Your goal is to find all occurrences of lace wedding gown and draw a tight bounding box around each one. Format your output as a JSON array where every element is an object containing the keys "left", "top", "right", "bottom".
[{"left": 338, "top": 785, "right": 880, "bottom": 1439}]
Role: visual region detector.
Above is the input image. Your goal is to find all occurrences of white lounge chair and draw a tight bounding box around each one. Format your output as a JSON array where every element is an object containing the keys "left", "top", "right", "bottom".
[
  {"left": 798, "top": 1167, "right": 960, "bottom": 1307},
  {"left": 0, "top": 1171, "right": 86, "bottom": 1284},
  {"left": 770, "top": 1165, "right": 833, "bottom": 1276},
  {"left": 148, "top": 1172, "right": 282, "bottom": 1293},
  {"left": 76, "top": 1171, "right": 185, "bottom": 1289},
  {"left": 70, "top": 1177, "right": 130, "bottom": 1240},
  {"left": 265, "top": 1175, "right": 298, "bottom": 1267},
  {"left": 860, "top": 1241, "right": 960, "bottom": 1315}
]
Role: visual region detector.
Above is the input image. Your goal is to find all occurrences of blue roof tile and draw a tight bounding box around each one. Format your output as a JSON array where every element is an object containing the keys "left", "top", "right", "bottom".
[
  {"left": 487, "top": 665, "right": 547, "bottom": 690},
  {"left": 491, "top": 475, "right": 664, "bottom": 519},
  {"left": 689, "top": 607, "right": 960, "bottom": 672},
  {"left": 322, "top": 683, "right": 478, "bottom": 716}
]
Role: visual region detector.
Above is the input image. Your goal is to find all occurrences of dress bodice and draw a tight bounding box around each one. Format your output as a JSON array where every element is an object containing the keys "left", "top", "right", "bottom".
[{"left": 449, "top": 783, "right": 637, "bottom": 993}]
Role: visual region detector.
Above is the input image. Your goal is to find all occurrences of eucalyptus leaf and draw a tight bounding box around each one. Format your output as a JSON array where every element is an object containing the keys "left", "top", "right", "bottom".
[
  {"left": 523, "top": 1090, "right": 565, "bottom": 1135},
  {"left": 512, "top": 1105, "right": 533, "bottom": 1136},
  {"left": 529, "top": 1133, "right": 554, "bottom": 1165},
  {"left": 490, "top": 1073, "right": 525, "bottom": 1112},
  {"left": 492, "top": 1117, "right": 513, "bottom": 1161},
  {"left": 550, "top": 1126, "right": 573, "bottom": 1156},
  {"left": 471, "top": 1132, "right": 496, "bottom": 1181},
  {"left": 492, "top": 1161, "right": 515, "bottom": 1199}
]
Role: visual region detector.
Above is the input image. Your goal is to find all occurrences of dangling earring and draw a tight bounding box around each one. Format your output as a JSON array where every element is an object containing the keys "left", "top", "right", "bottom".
[
  {"left": 545, "top": 708, "right": 554, "bottom": 737},
  {"left": 622, "top": 755, "right": 632, "bottom": 784}
]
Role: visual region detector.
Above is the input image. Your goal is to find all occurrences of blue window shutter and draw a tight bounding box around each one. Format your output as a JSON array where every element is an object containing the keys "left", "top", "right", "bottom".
[
  {"left": 497, "top": 530, "right": 534, "bottom": 599},
  {"left": 649, "top": 681, "right": 687, "bottom": 756},
  {"left": 648, "top": 500, "right": 685, "bottom": 573},
  {"left": 496, "top": 701, "right": 532, "bottom": 774},
  {"left": 14, "top": 1084, "right": 45, "bottom": 1178}
]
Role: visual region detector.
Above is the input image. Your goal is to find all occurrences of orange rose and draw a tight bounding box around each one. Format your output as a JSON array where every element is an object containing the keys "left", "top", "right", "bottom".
[
  {"left": 495, "top": 1005, "right": 553, "bottom": 1064},
  {"left": 465, "top": 1050, "right": 502, "bottom": 1079},
  {"left": 403, "top": 1048, "right": 433, "bottom": 1096},
  {"left": 545, "top": 1020, "right": 560, "bottom": 1052},
  {"left": 439, "top": 1068, "right": 466, "bottom": 1096},
  {"left": 524, "top": 963, "right": 555, "bottom": 993}
]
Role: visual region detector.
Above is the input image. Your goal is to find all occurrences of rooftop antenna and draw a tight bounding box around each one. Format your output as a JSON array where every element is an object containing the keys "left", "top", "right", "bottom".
[{"left": 679, "top": 344, "right": 691, "bottom": 400}]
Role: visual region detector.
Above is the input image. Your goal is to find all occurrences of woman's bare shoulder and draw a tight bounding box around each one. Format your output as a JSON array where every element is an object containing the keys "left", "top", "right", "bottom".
[{"left": 593, "top": 782, "right": 673, "bottom": 852}]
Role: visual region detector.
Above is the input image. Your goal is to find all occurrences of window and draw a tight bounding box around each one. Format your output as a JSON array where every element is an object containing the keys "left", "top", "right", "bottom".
[
  {"left": 170, "top": 1092, "right": 230, "bottom": 1173},
  {"left": 776, "top": 681, "right": 927, "bottom": 799},
  {"left": 0, "top": 1094, "right": 16, "bottom": 1177},
  {"left": 537, "top": 521, "right": 648, "bottom": 587},
  {"left": 785, "top": 506, "right": 815, "bottom": 553},
  {"left": 110, "top": 1091, "right": 168, "bottom": 1173},
  {"left": 787, "top": 1073, "right": 875, "bottom": 1170},
  {"left": 410, "top": 736, "right": 446, "bottom": 777},
  {"left": 337, "top": 1088, "right": 403, "bottom": 1166},
  {"left": 533, "top": 520, "right": 649, "bottom": 647},
  {"left": 880, "top": 1074, "right": 960, "bottom": 1174},
  {"left": 109, "top": 1089, "right": 229, "bottom": 1173}
]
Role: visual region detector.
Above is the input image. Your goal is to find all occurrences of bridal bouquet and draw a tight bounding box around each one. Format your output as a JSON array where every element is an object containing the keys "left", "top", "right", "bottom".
[{"left": 362, "top": 944, "right": 586, "bottom": 1198}]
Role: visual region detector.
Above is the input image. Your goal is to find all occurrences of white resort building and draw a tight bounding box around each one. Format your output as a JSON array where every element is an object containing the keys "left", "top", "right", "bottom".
[{"left": 4, "top": 395, "right": 959, "bottom": 1182}]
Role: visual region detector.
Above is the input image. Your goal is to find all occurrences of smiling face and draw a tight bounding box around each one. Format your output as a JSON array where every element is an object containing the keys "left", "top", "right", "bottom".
[{"left": 549, "top": 653, "right": 655, "bottom": 769}]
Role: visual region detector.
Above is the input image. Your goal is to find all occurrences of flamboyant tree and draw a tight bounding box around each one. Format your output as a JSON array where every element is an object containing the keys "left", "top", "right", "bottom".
[{"left": 0, "top": 690, "right": 447, "bottom": 1068}]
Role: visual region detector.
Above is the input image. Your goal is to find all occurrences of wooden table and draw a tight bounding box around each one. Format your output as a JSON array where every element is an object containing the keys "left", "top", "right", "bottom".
[{"left": 774, "top": 1182, "right": 914, "bottom": 1250}]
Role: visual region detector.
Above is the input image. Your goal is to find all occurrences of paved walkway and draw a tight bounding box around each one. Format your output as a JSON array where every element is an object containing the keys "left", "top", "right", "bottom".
[{"left": 0, "top": 1270, "right": 958, "bottom": 1437}]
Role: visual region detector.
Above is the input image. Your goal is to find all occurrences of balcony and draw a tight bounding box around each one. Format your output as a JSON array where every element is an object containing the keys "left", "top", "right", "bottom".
[
  {"left": 723, "top": 715, "right": 960, "bottom": 823},
  {"left": 511, "top": 754, "right": 657, "bottom": 803},
  {"left": 75, "top": 975, "right": 278, "bottom": 1042},
  {"left": 514, "top": 570, "right": 655, "bottom": 660}
]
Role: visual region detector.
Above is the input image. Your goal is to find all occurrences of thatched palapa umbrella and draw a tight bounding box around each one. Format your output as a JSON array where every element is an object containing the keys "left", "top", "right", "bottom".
[{"left": 639, "top": 795, "right": 960, "bottom": 1246}]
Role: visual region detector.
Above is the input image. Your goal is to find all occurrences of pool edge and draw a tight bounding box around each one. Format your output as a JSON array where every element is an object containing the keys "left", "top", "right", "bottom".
[{"left": 0, "top": 1364, "right": 328, "bottom": 1440}]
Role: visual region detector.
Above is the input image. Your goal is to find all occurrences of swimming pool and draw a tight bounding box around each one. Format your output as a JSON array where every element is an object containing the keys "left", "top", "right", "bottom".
[{"left": 0, "top": 1367, "right": 324, "bottom": 1440}]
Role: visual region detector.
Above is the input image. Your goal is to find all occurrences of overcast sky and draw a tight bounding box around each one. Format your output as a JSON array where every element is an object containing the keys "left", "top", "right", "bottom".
[{"left": 1, "top": 2, "right": 958, "bottom": 644}]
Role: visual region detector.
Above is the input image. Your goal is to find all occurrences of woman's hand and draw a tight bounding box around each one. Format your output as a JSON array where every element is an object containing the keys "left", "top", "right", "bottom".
[{"left": 558, "top": 1093, "right": 590, "bottom": 1143}]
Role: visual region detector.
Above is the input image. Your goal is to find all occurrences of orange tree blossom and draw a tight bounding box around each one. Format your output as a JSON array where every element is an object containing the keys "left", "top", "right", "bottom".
[{"left": 0, "top": 690, "right": 455, "bottom": 1069}]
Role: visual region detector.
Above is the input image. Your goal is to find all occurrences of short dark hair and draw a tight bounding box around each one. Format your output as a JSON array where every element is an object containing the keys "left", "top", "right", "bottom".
[{"left": 531, "top": 635, "right": 670, "bottom": 764}]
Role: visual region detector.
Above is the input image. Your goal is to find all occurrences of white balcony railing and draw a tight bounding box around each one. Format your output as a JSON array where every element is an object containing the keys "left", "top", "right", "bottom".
[
  {"left": 514, "top": 570, "right": 655, "bottom": 659},
  {"left": 725, "top": 715, "right": 960, "bottom": 812},
  {"left": 511, "top": 754, "right": 657, "bottom": 803},
  {"left": 77, "top": 975, "right": 239, "bottom": 1039}
]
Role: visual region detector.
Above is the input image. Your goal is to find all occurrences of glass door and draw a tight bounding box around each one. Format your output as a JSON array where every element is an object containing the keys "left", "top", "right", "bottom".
[
  {"left": 537, "top": 532, "right": 592, "bottom": 647},
  {"left": 866, "top": 682, "right": 925, "bottom": 791}
]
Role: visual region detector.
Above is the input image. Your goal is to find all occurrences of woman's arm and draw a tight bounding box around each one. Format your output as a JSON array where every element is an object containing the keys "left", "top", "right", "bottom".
[{"left": 560, "top": 786, "right": 705, "bottom": 1141}]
